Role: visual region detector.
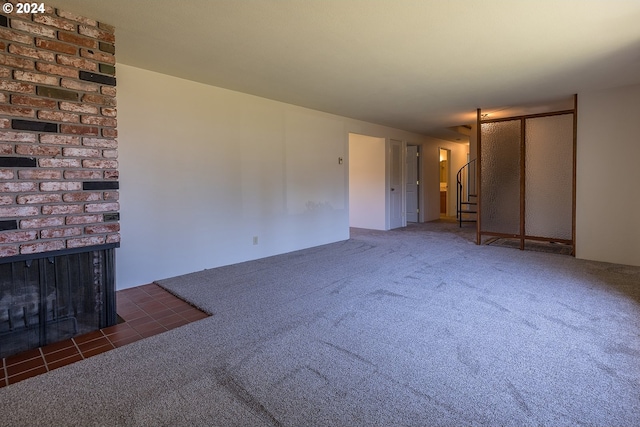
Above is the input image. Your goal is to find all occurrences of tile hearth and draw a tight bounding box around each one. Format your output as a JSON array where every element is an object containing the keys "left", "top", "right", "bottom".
[{"left": 1, "top": 283, "right": 209, "bottom": 387}]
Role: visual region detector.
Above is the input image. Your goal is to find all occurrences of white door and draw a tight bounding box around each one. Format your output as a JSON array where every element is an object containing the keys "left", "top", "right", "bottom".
[
  {"left": 389, "top": 139, "right": 404, "bottom": 229},
  {"left": 406, "top": 145, "right": 418, "bottom": 222}
]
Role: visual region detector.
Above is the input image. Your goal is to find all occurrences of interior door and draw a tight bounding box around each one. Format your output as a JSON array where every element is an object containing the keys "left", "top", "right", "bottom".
[
  {"left": 405, "top": 145, "right": 418, "bottom": 222},
  {"left": 389, "top": 139, "right": 404, "bottom": 229},
  {"left": 439, "top": 148, "right": 450, "bottom": 216}
]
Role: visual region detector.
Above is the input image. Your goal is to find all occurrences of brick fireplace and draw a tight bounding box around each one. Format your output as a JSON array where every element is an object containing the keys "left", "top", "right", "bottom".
[{"left": 0, "top": 3, "right": 119, "bottom": 357}]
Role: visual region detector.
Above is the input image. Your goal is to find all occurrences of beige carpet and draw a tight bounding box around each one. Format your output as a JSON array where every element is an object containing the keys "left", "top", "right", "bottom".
[{"left": 0, "top": 220, "right": 638, "bottom": 426}]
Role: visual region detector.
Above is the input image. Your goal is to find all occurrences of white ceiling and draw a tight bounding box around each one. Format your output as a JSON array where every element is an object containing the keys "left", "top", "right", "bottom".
[{"left": 49, "top": 0, "right": 640, "bottom": 141}]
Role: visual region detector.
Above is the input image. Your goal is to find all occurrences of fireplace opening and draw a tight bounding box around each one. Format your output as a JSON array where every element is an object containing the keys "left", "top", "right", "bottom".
[{"left": 0, "top": 246, "right": 117, "bottom": 359}]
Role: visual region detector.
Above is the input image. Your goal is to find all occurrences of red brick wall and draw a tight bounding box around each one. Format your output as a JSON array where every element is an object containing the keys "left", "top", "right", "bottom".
[{"left": 0, "top": 3, "right": 119, "bottom": 258}]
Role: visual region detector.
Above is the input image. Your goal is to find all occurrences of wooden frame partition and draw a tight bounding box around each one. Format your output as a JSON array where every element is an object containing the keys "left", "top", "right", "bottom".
[
  {"left": 476, "top": 109, "right": 482, "bottom": 246},
  {"left": 477, "top": 95, "right": 577, "bottom": 254}
]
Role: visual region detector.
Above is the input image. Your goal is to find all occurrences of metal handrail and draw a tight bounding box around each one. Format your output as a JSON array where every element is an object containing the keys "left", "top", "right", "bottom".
[{"left": 456, "top": 159, "right": 477, "bottom": 227}]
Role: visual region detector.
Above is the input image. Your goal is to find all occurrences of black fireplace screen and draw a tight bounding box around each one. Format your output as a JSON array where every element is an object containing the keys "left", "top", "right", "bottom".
[{"left": 0, "top": 247, "right": 116, "bottom": 359}]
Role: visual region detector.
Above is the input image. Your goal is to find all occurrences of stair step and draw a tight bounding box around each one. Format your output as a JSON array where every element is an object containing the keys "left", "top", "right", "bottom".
[
  {"left": 458, "top": 209, "right": 477, "bottom": 214},
  {"left": 461, "top": 201, "right": 477, "bottom": 205}
]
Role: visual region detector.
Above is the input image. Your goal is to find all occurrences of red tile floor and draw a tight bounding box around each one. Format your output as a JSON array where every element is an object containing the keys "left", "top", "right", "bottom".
[{"left": 0, "top": 283, "right": 209, "bottom": 388}]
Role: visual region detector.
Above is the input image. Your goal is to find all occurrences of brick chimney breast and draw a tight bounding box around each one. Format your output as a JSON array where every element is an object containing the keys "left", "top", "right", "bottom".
[{"left": 0, "top": 6, "right": 119, "bottom": 257}]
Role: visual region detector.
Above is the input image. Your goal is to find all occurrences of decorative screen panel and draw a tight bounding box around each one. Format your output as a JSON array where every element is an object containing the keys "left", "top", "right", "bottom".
[
  {"left": 480, "top": 120, "right": 521, "bottom": 235},
  {"left": 524, "top": 114, "right": 573, "bottom": 239}
]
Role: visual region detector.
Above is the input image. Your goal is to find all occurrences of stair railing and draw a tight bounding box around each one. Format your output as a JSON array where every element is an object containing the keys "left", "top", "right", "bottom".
[{"left": 456, "top": 158, "right": 477, "bottom": 227}]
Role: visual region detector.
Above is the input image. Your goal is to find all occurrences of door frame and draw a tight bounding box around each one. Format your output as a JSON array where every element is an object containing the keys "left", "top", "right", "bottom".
[
  {"left": 439, "top": 147, "right": 451, "bottom": 217},
  {"left": 405, "top": 144, "right": 420, "bottom": 223},
  {"left": 387, "top": 138, "right": 406, "bottom": 229}
]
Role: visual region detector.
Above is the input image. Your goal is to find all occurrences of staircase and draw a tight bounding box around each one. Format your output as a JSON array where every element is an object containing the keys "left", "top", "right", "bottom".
[{"left": 456, "top": 159, "right": 477, "bottom": 227}]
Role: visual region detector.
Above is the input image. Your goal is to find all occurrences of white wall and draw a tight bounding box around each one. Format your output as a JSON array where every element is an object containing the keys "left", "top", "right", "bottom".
[
  {"left": 116, "top": 65, "right": 434, "bottom": 288},
  {"left": 576, "top": 83, "right": 640, "bottom": 267},
  {"left": 348, "top": 133, "right": 386, "bottom": 229}
]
